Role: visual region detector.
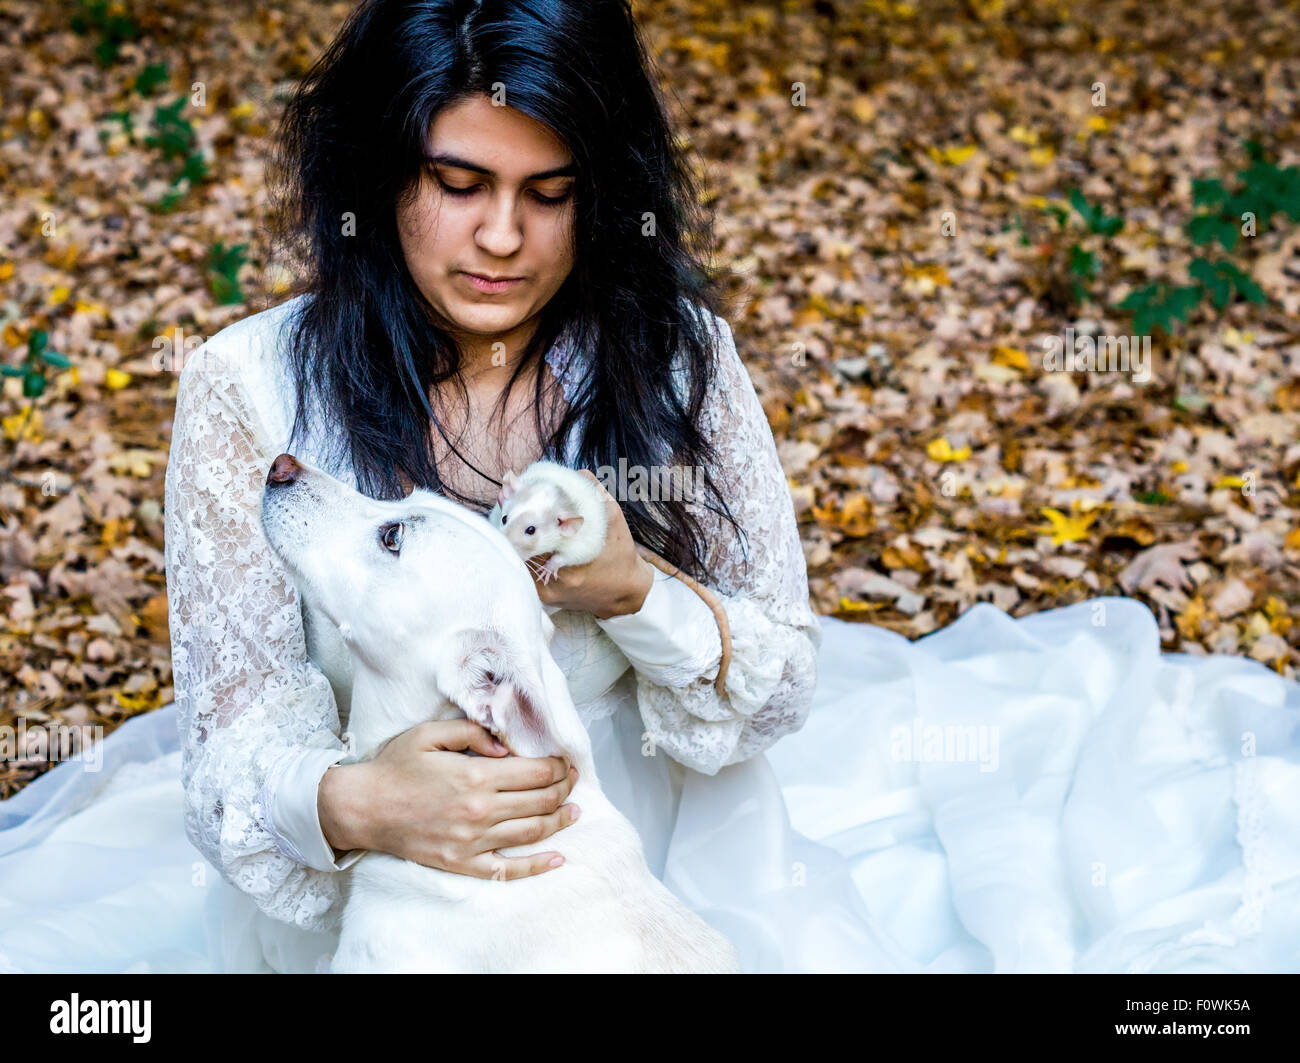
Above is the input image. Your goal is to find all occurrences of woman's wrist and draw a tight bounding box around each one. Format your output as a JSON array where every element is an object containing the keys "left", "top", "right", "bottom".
[
  {"left": 318, "top": 761, "right": 373, "bottom": 855},
  {"left": 594, "top": 556, "right": 655, "bottom": 619}
]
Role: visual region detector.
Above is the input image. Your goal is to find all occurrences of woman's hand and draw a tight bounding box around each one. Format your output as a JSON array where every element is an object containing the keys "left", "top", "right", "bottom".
[
  {"left": 318, "top": 718, "right": 581, "bottom": 880},
  {"left": 531, "top": 469, "right": 655, "bottom": 619}
]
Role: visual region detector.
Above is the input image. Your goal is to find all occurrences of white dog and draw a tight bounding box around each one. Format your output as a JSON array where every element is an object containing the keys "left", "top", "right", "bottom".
[{"left": 259, "top": 452, "right": 741, "bottom": 974}]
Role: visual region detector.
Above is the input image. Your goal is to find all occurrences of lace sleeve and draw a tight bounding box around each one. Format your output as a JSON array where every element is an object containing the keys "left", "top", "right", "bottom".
[
  {"left": 164, "top": 344, "right": 349, "bottom": 933},
  {"left": 598, "top": 313, "right": 822, "bottom": 775}
]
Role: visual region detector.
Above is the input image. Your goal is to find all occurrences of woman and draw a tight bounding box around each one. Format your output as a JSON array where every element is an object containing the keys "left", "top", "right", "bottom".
[{"left": 1, "top": 0, "right": 1298, "bottom": 974}]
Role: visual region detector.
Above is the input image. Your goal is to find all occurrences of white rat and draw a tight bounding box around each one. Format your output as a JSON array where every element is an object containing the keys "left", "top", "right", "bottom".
[
  {"left": 487, "top": 460, "right": 609, "bottom": 584},
  {"left": 486, "top": 459, "right": 735, "bottom": 693}
]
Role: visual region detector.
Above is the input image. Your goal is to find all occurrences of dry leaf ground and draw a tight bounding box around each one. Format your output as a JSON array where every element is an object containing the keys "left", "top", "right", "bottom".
[{"left": 1, "top": 0, "right": 1297, "bottom": 798}]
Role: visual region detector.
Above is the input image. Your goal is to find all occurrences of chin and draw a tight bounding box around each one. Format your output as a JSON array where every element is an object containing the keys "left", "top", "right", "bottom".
[{"left": 446, "top": 300, "right": 526, "bottom": 329}]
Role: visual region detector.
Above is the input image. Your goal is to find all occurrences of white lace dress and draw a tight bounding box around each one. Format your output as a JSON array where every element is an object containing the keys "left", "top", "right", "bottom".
[{"left": 1, "top": 295, "right": 1298, "bottom": 973}]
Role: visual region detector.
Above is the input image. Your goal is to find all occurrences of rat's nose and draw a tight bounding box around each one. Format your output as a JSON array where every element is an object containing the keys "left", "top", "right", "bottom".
[{"left": 266, "top": 453, "right": 302, "bottom": 487}]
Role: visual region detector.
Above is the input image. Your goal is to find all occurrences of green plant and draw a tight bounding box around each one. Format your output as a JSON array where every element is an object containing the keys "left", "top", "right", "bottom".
[
  {"left": 1188, "top": 141, "right": 1300, "bottom": 251},
  {"left": 143, "top": 95, "right": 209, "bottom": 212},
  {"left": 1, "top": 330, "right": 71, "bottom": 399},
  {"left": 2, "top": 330, "right": 71, "bottom": 475},
  {"left": 70, "top": 0, "right": 140, "bottom": 66},
  {"left": 134, "top": 61, "right": 169, "bottom": 96},
  {"left": 207, "top": 243, "right": 248, "bottom": 305}
]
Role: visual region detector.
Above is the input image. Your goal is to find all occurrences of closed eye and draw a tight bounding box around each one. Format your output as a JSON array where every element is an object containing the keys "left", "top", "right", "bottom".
[{"left": 435, "top": 177, "right": 571, "bottom": 206}]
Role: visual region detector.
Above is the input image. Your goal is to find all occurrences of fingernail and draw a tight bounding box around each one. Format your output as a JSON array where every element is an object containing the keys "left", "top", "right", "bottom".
[
  {"left": 569, "top": 805, "right": 581, "bottom": 822},
  {"left": 492, "top": 740, "right": 507, "bottom": 752},
  {"left": 548, "top": 854, "right": 564, "bottom": 867}
]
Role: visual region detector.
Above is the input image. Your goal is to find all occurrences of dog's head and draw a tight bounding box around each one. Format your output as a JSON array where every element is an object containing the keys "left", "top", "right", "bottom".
[{"left": 259, "top": 453, "right": 585, "bottom": 761}]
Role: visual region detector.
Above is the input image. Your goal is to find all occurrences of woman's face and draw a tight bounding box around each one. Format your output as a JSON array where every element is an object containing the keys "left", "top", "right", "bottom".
[{"left": 396, "top": 94, "right": 577, "bottom": 354}]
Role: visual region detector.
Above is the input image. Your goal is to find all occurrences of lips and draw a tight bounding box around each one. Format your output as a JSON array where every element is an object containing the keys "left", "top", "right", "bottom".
[{"left": 460, "top": 271, "right": 525, "bottom": 294}]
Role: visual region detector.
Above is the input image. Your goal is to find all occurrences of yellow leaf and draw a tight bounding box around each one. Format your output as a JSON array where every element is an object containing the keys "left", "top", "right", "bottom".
[
  {"left": 1285, "top": 528, "right": 1300, "bottom": 551},
  {"left": 47, "top": 285, "right": 70, "bottom": 307},
  {"left": 927, "top": 438, "right": 971, "bottom": 463},
  {"left": 1087, "top": 115, "right": 1109, "bottom": 132},
  {"left": 0, "top": 261, "right": 13, "bottom": 281},
  {"left": 2, "top": 405, "right": 43, "bottom": 442},
  {"left": 115, "top": 689, "right": 162, "bottom": 714},
  {"left": 1008, "top": 125, "right": 1039, "bottom": 146},
  {"left": 229, "top": 101, "right": 256, "bottom": 119},
  {"left": 101, "top": 517, "right": 131, "bottom": 546},
  {"left": 838, "top": 494, "right": 874, "bottom": 536},
  {"left": 1170, "top": 460, "right": 1188, "bottom": 473},
  {"left": 992, "top": 345, "right": 1029, "bottom": 370},
  {"left": 1028, "top": 146, "right": 1055, "bottom": 166},
  {"left": 1213, "top": 475, "right": 1246, "bottom": 490},
  {"left": 928, "top": 144, "right": 977, "bottom": 166},
  {"left": 851, "top": 96, "right": 877, "bottom": 123},
  {"left": 105, "top": 368, "right": 132, "bottom": 390},
  {"left": 836, "top": 597, "right": 878, "bottom": 616},
  {"left": 1035, "top": 506, "right": 1098, "bottom": 546},
  {"left": 108, "top": 449, "right": 158, "bottom": 477},
  {"left": 1174, "top": 596, "right": 1209, "bottom": 640},
  {"left": 903, "top": 263, "right": 951, "bottom": 285}
]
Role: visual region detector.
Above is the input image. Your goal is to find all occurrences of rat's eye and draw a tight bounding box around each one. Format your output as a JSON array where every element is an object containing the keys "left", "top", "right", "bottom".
[
  {"left": 525, "top": 525, "right": 536, "bottom": 536},
  {"left": 501, "top": 514, "right": 507, "bottom": 525},
  {"left": 379, "top": 522, "right": 404, "bottom": 555}
]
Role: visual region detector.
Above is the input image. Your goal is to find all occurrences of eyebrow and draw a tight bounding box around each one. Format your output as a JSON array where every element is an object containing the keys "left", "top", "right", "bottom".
[{"left": 424, "top": 152, "right": 578, "bottom": 181}]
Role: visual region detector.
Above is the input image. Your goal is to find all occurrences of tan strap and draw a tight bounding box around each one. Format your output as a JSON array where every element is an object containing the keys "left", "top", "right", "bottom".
[{"left": 635, "top": 545, "right": 732, "bottom": 695}]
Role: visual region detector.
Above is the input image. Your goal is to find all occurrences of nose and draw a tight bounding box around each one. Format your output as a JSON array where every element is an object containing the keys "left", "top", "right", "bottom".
[{"left": 266, "top": 453, "right": 302, "bottom": 487}]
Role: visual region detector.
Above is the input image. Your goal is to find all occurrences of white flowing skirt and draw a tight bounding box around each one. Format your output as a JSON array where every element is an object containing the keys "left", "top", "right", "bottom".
[{"left": 3, "top": 597, "right": 1298, "bottom": 973}]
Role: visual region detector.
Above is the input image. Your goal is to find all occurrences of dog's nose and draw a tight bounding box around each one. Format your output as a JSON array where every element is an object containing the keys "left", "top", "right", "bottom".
[{"left": 266, "top": 453, "right": 302, "bottom": 488}]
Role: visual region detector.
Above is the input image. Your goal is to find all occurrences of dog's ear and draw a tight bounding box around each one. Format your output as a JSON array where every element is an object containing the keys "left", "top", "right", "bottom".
[{"left": 437, "top": 628, "right": 564, "bottom": 759}]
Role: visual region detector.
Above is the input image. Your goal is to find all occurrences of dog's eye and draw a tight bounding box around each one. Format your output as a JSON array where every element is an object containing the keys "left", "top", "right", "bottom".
[
  {"left": 379, "top": 522, "right": 404, "bottom": 554},
  {"left": 525, "top": 525, "right": 536, "bottom": 536}
]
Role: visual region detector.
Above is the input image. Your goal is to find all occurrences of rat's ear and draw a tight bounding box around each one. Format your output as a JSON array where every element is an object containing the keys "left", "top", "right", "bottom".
[
  {"left": 436, "top": 628, "right": 563, "bottom": 759},
  {"left": 499, "top": 469, "right": 519, "bottom": 502},
  {"left": 555, "top": 514, "right": 585, "bottom": 538}
]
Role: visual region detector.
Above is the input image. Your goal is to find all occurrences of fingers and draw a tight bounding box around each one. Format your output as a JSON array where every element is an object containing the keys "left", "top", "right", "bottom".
[
  {"left": 418, "top": 718, "right": 509, "bottom": 756},
  {"left": 489, "top": 763, "right": 578, "bottom": 821},
  {"left": 481, "top": 800, "right": 580, "bottom": 852},
  {"left": 480, "top": 752, "right": 572, "bottom": 791},
  {"left": 466, "top": 848, "right": 566, "bottom": 881}
]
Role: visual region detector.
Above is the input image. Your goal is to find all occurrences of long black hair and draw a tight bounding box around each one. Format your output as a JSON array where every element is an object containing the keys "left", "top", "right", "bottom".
[{"left": 263, "top": 0, "right": 745, "bottom": 579}]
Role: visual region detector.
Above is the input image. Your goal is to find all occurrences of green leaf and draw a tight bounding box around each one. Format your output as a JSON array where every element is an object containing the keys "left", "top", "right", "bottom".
[
  {"left": 28, "top": 330, "right": 49, "bottom": 356},
  {"left": 1192, "top": 178, "right": 1226, "bottom": 207},
  {"left": 135, "top": 62, "right": 169, "bottom": 96},
  {"left": 1237, "top": 273, "right": 1266, "bottom": 304},
  {"left": 178, "top": 153, "right": 208, "bottom": 184},
  {"left": 0, "top": 365, "right": 23, "bottom": 377},
  {"left": 39, "top": 350, "right": 72, "bottom": 368},
  {"left": 1068, "top": 188, "right": 1122, "bottom": 236},
  {"left": 1069, "top": 245, "right": 1097, "bottom": 278},
  {"left": 22, "top": 370, "right": 46, "bottom": 398}
]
